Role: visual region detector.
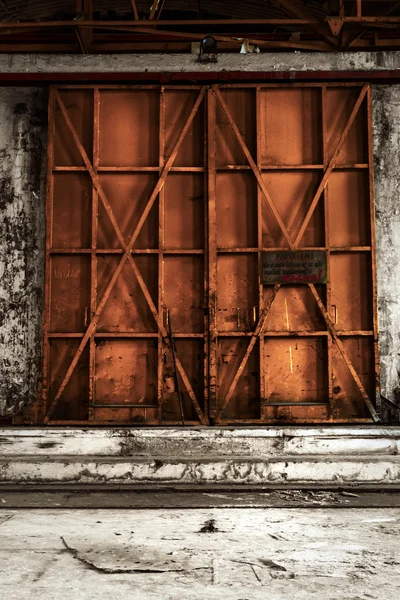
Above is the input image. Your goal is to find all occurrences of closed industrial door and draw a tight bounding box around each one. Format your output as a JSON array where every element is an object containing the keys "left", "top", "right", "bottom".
[{"left": 33, "top": 83, "right": 379, "bottom": 425}]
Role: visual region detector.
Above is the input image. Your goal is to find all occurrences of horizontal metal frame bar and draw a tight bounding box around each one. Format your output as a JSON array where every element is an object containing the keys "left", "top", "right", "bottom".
[
  {"left": 53, "top": 164, "right": 369, "bottom": 172},
  {"left": 46, "top": 420, "right": 201, "bottom": 425},
  {"left": 217, "top": 82, "right": 367, "bottom": 89},
  {"left": 217, "top": 247, "right": 372, "bottom": 253},
  {"left": 53, "top": 84, "right": 206, "bottom": 90},
  {"left": 90, "top": 404, "right": 158, "bottom": 408},
  {"left": 47, "top": 332, "right": 205, "bottom": 338},
  {"left": 53, "top": 83, "right": 368, "bottom": 90},
  {"left": 218, "top": 419, "right": 375, "bottom": 424},
  {"left": 47, "top": 331, "right": 374, "bottom": 338},
  {"left": 217, "top": 331, "right": 374, "bottom": 337},
  {"left": 53, "top": 166, "right": 205, "bottom": 172},
  {"left": 4, "top": 72, "right": 400, "bottom": 84},
  {"left": 49, "top": 246, "right": 371, "bottom": 254},
  {"left": 217, "top": 164, "right": 369, "bottom": 170},
  {"left": 264, "top": 402, "right": 330, "bottom": 406},
  {"left": 49, "top": 249, "right": 205, "bottom": 254}
]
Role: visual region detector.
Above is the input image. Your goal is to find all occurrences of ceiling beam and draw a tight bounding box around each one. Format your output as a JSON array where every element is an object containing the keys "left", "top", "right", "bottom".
[
  {"left": 270, "top": 0, "right": 340, "bottom": 48},
  {"left": 0, "top": 18, "right": 400, "bottom": 30},
  {"left": 149, "top": 1, "right": 158, "bottom": 20},
  {"left": 99, "top": 24, "right": 333, "bottom": 51},
  {"left": 130, "top": 0, "right": 139, "bottom": 21},
  {"left": 75, "top": 0, "right": 93, "bottom": 53}
]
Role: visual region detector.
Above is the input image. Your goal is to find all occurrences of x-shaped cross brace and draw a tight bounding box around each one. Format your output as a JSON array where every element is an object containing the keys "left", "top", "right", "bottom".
[
  {"left": 213, "top": 84, "right": 380, "bottom": 423},
  {"left": 45, "top": 87, "right": 207, "bottom": 424}
]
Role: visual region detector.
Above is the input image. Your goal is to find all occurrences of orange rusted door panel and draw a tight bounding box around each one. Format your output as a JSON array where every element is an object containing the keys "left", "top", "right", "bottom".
[
  {"left": 33, "top": 83, "right": 379, "bottom": 425},
  {"left": 212, "top": 83, "right": 379, "bottom": 424},
  {"left": 38, "top": 85, "right": 207, "bottom": 425}
]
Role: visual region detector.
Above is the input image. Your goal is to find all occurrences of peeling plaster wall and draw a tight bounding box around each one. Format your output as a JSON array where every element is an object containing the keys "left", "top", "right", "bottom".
[
  {"left": 373, "top": 85, "right": 400, "bottom": 403},
  {"left": 0, "top": 88, "right": 47, "bottom": 416}
]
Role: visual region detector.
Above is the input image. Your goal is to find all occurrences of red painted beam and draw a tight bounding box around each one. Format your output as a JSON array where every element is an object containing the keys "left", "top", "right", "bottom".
[{"left": 0, "top": 70, "right": 400, "bottom": 84}]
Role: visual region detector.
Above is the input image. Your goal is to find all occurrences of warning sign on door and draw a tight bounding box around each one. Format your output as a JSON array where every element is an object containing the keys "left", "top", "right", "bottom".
[{"left": 261, "top": 250, "right": 328, "bottom": 284}]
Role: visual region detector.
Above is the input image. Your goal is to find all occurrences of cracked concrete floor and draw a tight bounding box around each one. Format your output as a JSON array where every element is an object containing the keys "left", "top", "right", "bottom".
[{"left": 1, "top": 507, "right": 400, "bottom": 599}]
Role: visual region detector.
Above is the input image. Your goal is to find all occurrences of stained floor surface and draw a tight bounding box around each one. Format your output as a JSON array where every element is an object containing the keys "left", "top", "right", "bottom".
[{"left": 1, "top": 505, "right": 400, "bottom": 599}]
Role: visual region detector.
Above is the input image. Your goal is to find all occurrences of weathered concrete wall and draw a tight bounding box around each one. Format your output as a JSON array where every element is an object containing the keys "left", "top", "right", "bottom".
[
  {"left": 373, "top": 85, "right": 400, "bottom": 404},
  {"left": 0, "top": 88, "right": 47, "bottom": 417},
  {"left": 0, "top": 51, "right": 400, "bottom": 74}
]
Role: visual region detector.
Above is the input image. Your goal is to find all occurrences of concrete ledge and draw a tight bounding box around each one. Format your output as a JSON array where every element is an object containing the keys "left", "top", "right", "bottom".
[
  {"left": 1, "top": 428, "right": 400, "bottom": 486},
  {"left": 1, "top": 52, "right": 400, "bottom": 74},
  {"left": 1, "top": 455, "right": 400, "bottom": 486},
  {"left": 1, "top": 427, "right": 399, "bottom": 457}
]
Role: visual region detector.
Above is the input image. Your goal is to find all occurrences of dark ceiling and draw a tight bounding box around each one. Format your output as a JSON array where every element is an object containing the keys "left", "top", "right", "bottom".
[
  {"left": 0, "top": 1, "right": 333, "bottom": 21},
  {"left": 0, "top": 1, "right": 396, "bottom": 21},
  {"left": 0, "top": 1, "right": 399, "bottom": 53}
]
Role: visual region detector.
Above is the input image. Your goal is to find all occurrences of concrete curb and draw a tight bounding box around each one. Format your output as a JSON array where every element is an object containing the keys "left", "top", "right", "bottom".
[{"left": 1, "top": 428, "right": 400, "bottom": 485}]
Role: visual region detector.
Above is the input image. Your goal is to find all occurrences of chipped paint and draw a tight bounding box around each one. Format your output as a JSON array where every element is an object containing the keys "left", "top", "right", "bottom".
[
  {"left": 373, "top": 85, "right": 400, "bottom": 405},
  {"left": 0, "top": 87, "right": 47, "bottom": 417},
  {"left": 0, "top": 427, "right": 400, "bottom": 485}
]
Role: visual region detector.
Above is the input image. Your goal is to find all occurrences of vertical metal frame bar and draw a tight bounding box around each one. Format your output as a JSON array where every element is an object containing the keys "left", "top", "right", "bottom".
[
  {"left": 207, "top": 88, "right": 218, "bottom": 419},
  {"left": 256, "top": 87, "right": 266, "bottom": 418},
  {"left": 203, "top": 90, "right": 209, "bottom": 421},
  {"left": 367, "top": 84, "right": 381, "bottom": 414},
  {"left": 88, "top": 87, "right": 100, "bottom": 420},
  {"left": 158, "top": 86, "right": 166, "bottom": 420},
  {"left": 321, "top": 84, "right": 334, "bottom": 410},
  {"left": 40, "top": 87, "right": 56, "bottom": 423}
]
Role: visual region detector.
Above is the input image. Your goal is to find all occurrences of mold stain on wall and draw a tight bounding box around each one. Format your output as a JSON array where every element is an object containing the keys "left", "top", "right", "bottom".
[
  {"left": 0, "top": 87, "right": 47, "bottom": 417},
  {"left": 373, "top": 85, "right": 400, "bottom": 404}
]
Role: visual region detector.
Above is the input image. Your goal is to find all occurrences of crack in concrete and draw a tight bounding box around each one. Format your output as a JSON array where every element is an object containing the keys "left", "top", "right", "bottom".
[
  {"left": 60, "top": 537, "right": 209, "bottom": 575},
  {"left": 0, "top": 513, "right": 14, "bottom": 526}
]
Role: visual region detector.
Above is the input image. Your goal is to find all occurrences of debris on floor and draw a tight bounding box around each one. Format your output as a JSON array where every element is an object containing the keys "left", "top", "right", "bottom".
[{"left": 1, "top": 506, "right": 400, "bottom": 599}]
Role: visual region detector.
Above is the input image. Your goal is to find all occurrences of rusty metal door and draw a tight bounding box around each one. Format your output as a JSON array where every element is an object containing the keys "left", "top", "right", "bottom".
[
  {"left": 39, "top": 85, "right": 208, "bottom": 425},
  {"left": 210, "top": 83, "right": 379, "bottom": 425},
  {"left": 33, "top": 83, "right": 379, "bottom": 425}
]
